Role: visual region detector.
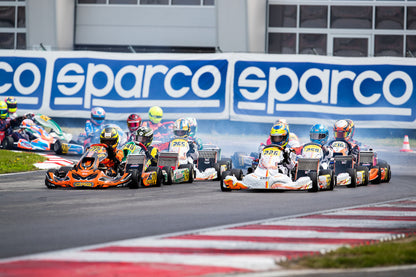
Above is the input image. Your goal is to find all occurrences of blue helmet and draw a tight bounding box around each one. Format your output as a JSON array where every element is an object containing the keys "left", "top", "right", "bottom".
[
  {"left": 91, "top": 107, "right": 105, "bottom": 126},
  {"left": 310, "top": 124, "right": 329, "bottom": 145}
]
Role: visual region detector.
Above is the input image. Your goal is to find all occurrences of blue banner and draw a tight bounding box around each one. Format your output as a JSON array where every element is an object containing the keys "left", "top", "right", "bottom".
[
  {"left": 50, "top": 57, "right": 228, "bottom": 115},
  {"left": 0, "top": 56, "right": 47, "bottom": 110},
  {"left": 232, "top": 60, "right": 416, "bottom": 122}
]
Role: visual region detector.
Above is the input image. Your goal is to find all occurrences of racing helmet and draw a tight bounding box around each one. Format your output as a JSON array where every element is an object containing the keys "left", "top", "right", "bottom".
[
  {"left": 100, "top": 127, "right": 119, "bottom": 149},
  {"left": 5, "top": 96, "right": 17, "bottom": 113},
  {"left": 148, "top": 106, "right": 163, "bottom": 124},
  {"left": 334, "top": 119, "right": 355, "bottom": 141},
  {"left": 270, "top": 122, "right": 289, "bottom": 147},
  {"left": 136, "top": 126, "right": 153, "bottom": 148},
  {"left": 186, "top": 117, "right": 197, "bottom": 137},
  {"left": 173, "top": 118, "right": 190, "bottom": 138},
  {"left": 310, "top": 124, "right": 329, "bottom": 145},
  {"left": 0, "top": 101, "right": 7, "bottom": 119},
  {"left": 127, "top": 114, "right": 142, "bottom": 133},
  {"left": 20, "top": 119, "right": 35, "bottom": 128},
  {"left": 91, "top": 107, "right": 105, "bottom": 126}
]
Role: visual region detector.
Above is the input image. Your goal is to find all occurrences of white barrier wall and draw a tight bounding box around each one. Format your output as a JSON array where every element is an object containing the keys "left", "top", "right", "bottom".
[{"left": 0, "top": 51, "right": 415, "bottom": 128}]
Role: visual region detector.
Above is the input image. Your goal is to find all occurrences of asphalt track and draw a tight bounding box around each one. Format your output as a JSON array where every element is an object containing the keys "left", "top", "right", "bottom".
[{"left": 0, "top": 145, "right": 415, "bottom": 276}]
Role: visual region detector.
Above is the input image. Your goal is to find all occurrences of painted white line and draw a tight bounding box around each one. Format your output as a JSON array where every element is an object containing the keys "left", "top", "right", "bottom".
[{"left": 264, "top": 219, "right": 416, "bottom": 228}]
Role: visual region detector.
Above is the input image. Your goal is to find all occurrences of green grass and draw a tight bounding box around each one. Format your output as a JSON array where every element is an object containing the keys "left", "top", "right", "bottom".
[
  {"left": 279, "top": 236, "right": 416, "bottom": 269},
  {"left": 0, "top": 149, "right": 47, "bottom": 174}
]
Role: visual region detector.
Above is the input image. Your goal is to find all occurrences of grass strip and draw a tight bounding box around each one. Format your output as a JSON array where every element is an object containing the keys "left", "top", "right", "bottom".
[
  {"left": 0, "top": 149, "right": 47, "bottom": 174},
  {"left": 279, "top": 235, "right": 416, "bottom": 269}
]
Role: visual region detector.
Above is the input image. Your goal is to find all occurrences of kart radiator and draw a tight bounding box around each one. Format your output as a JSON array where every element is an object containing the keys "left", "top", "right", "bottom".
[
  {"left": 158, "top": 152, "right": 178, "bottom": 168},
  {"left": 297, "top": 158, "right": 319, "bottom": 171},
  {"left": 197, "top": 150, "right": 217, "bottom": 171},
  {"left": 359, "top": 151, "right": 374, "bottom": 165},
  {"left": 126, "top": 154, "right": 145, "bottom": 165}
]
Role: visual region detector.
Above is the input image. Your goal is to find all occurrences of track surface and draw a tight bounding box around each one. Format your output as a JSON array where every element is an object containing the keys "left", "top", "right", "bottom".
[{"left": 0, "top": 146, "right": 415, "bottom": 261}]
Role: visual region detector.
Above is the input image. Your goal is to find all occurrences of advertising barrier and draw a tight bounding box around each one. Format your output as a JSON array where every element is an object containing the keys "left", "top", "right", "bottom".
[{"left": 1, "top": 51, "right": 415, "bottom": 128}]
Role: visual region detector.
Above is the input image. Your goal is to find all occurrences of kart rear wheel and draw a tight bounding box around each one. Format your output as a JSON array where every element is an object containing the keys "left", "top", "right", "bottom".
[
  {"left": 220, "top": 171, "right": 231, "bottom": 192},
  {"left": 179, "top": 164, "right": 194, "bottom": 183},
  {"left": 128, "top": 169, "right": 140, "bottom": 189},
  {"left": 1, "top": 136, "right": 14, "bottom": 149},
  {"left": 307, "top": 171, "right": 319, "bottom": 192},
  {"left": 356, "top": 166, "right": 369, "bottom": 186},
  {"left": 386, "top": 164, "right": 391, "bottom": 183},
  {"left": 230, "top": 168, "right": 243, "bottom": 181},
  {"left": 371, "top": 165, "right": 381, "bottom": 184},
  {"left": 214, "top": 163, "right": 221, "bottom": 181},
  {"left": 53, "top": 139, "right": 63, "bottom": 155},
  {"left": 155, "top": 167, "right": 163, "bottom": 187},
  {"left": 162, "top": 166, "right": 173, "bottom": 185},
  {"left": 346, "top": 168, "right": 357, "bottom": 188},
  {"left": 320, "top": 169, "right": 334, "bottom": 191},
  {"left": 219, "top": 158, "right": 232, "bottom": 170}
]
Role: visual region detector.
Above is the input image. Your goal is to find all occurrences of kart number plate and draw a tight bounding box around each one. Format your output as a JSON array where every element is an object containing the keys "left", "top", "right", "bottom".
[{"left": 74, "top": 182, "right": 93, "bottom": 187}]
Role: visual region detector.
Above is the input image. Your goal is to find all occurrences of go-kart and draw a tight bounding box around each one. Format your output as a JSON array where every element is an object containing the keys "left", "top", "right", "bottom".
[
  {"left": 194, "top": 143, "right": 232, "bottom": 181},
  {"left": 121, "top": 141, "right": 163, "bottom": 188},
  {"left": 221, "top": 145, "right": 319, "bottom": 192},
  {"left": 45, "top": 144, "right": 140, "bottom": 189},
  {"left": 3, "top": 116, "right": 83, "bottom": 155},
  {"left": 328, "top": 139, "right": 369, "bottom": 188},
  {"left": 357, "top": 150, "right": 391, "bottom": 184},
  {"left": 157, "top": 138, "right": 196, "bottom": 184},
  {"left": 298, "top": 142, "right": 335, "bottom": 191}
]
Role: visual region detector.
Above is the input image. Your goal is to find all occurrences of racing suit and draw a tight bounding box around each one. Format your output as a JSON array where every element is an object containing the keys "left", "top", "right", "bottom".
[
  {"left": 101, "top": 147, "right": 124, "bottom": 176},
  {"left": 85, "top": 120, "right": 104, "bottom": 137},
  {"left": 142, "top": 121, "right": 174, "bottom": 142}
]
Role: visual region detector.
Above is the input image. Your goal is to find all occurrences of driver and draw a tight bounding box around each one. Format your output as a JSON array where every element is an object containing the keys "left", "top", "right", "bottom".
[
  {"left": 135, "top": 126, "right": 159, "bottom": 166},
  {"left": 329, "top": 119, "right": 360, "bottom": 158},
  {"left": 172, "top": 118, "right": 198, "bottom": 161},
  {"left": 126, "top": 113, "right": 142, "bottom": 142},
  {"left": 186, "top": 117, "right": 202, "bottom": 150},
  {"left": 86, "top": 107, "right": 106, "bottom": 137},
  {"left": 142, "top": 106, "right": 173, "bottom": 140},
  {"left": 5, "top": 97, "right": 18, "bottom": 119},
  {"left": 0, "top": 101, "right": 11, "bottom": 135},
  {"left": 99, "top": 127, "right": 123, "bottom": 174},
  {"left": 295, "top": 124, "right": 332, "bottom": 160},
  {"left": 266, "top": 122, "right": 296, "bottom": 172}
]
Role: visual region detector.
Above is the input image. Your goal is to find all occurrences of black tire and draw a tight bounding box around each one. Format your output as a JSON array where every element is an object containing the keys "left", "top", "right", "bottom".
[
  {"left": 162, "top": 166, "right": 173, "bottom": 185},
  {"left": 179, "top": 164, "right": 194, "bottom": 183},
  {"left": 371, "top": 165, "right": 381, "bottom": 184},
  {"left": 220, "top": 171, "right": 231, "bottom": 192},
  {"left": 247, "top": 167, "right": 254, "bottom": 174},
  {"left": 385, "top": 164, "right": 391, "bottom": 183},
  {"left": 356, "top": 166, "right": 369, "bottom": 186},
  {"left": 346, "top": 168, "right": 357, "bottom": 188},
  {"left": 307, "top": 171, "right": 319, "bottom": 192},
  {"left": 128, "top": 169, "right": 140, "bottom": 189},
  {"left": 320, "top": 169, "right": 334, "bottom": 191},
  {"left": 230, "top": 168, "right": 243, "bottom": 180},
  {"left": 53, "top": 139, "right": 63, "bottom": 155},
  {"left": 45, "top": 169, "right": 57, "bottom": 189},
  {"left": 214, "top": 163, "right": 221, "bottom": 181},
  {"left": 2, "top": 136, "right": 14, "bottom": 149},
  {"left": 155, "top": 167, "right": 163, "bottom": 187}
]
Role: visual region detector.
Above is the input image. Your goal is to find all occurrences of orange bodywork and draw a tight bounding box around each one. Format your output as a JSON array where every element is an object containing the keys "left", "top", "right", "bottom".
[
  {"left": 369, "top": 167, "right": 379, "bottom": 181},
  {"left": 224, "top": 179, "right": 248, "bottom": 190}
]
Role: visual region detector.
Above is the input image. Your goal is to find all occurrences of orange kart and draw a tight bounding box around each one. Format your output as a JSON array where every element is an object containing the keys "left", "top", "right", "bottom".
[{"left": 45, "top": 144, "right": 140, "bottom": 189}]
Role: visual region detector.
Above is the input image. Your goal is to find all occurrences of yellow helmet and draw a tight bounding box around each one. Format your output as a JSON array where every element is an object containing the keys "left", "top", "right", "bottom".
[
  {"left": 270, "top": 122, "right": 289, "bottom": 147},
  {"left": 100, "top": 127, "right": 120, "bottom": 149},
  {"left": 148, "top": 106, "right": 163, "bottom": 124},
  {"left": 0, "top": 101, "right": 8, "bottom": 119}
]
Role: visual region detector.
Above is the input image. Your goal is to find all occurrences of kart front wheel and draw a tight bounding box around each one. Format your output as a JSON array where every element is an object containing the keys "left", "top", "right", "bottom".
[
  {"left": 1, "top": 136, "right": 14, "bottom": 149},
  {"left": 179, "top": 164, "right": 194, "bottom": 183},
  {"left": 320, "top": 169, "right": 334, "bottom": 191},
  {"left": 128, "top": 169, "right": 140, "bottom": 189},
  {"left": 162, "top": 166, "right": 173, "bottom": 185},
  {"left": 53, "top": 139, "right": 63, "bottom": 155},
  {"left": 307, "top": 171, "right": 318, "bottom": 192},
  {"left": 230, "top": 168, "right": 243, "bottom": 181},
  {"left": 45, "top": 169, "right": 57, "bottom": 189},
  {"left": 346, "top": 168, "right": 357, "bottom": 188},
  {"left": 356, "top": 166, "right": 369, "bottom": 186},
  {"left": 220, "top": 171, "right": 231, "bottom": 192},
  {"left": 371, "top": 166, "right": 381, "bottom": 184}
]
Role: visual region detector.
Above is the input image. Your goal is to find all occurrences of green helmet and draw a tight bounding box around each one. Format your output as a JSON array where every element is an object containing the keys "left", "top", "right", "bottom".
[{"left": 148, "top": 106, "right": 163, "bottom": 124}]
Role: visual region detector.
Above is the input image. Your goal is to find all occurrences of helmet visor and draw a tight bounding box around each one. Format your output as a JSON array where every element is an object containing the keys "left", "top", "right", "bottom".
[
  {"left": 174, "top": 130, "right": 187, "bottom": 137},
  {"left": 0, "top": 109, "right": 7, "bottom": 118},
  {"left": 310, "top": 133, "right": 327, "bottom": 140},
  {"left": 271, "top": 135, "right": 284, "bottom": 144},
  {"left": 128, "top": 121, "right": 140, "bottom": 131},
  {"left": 335, "top": 131, "right": 347, "bottom": 139}
]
